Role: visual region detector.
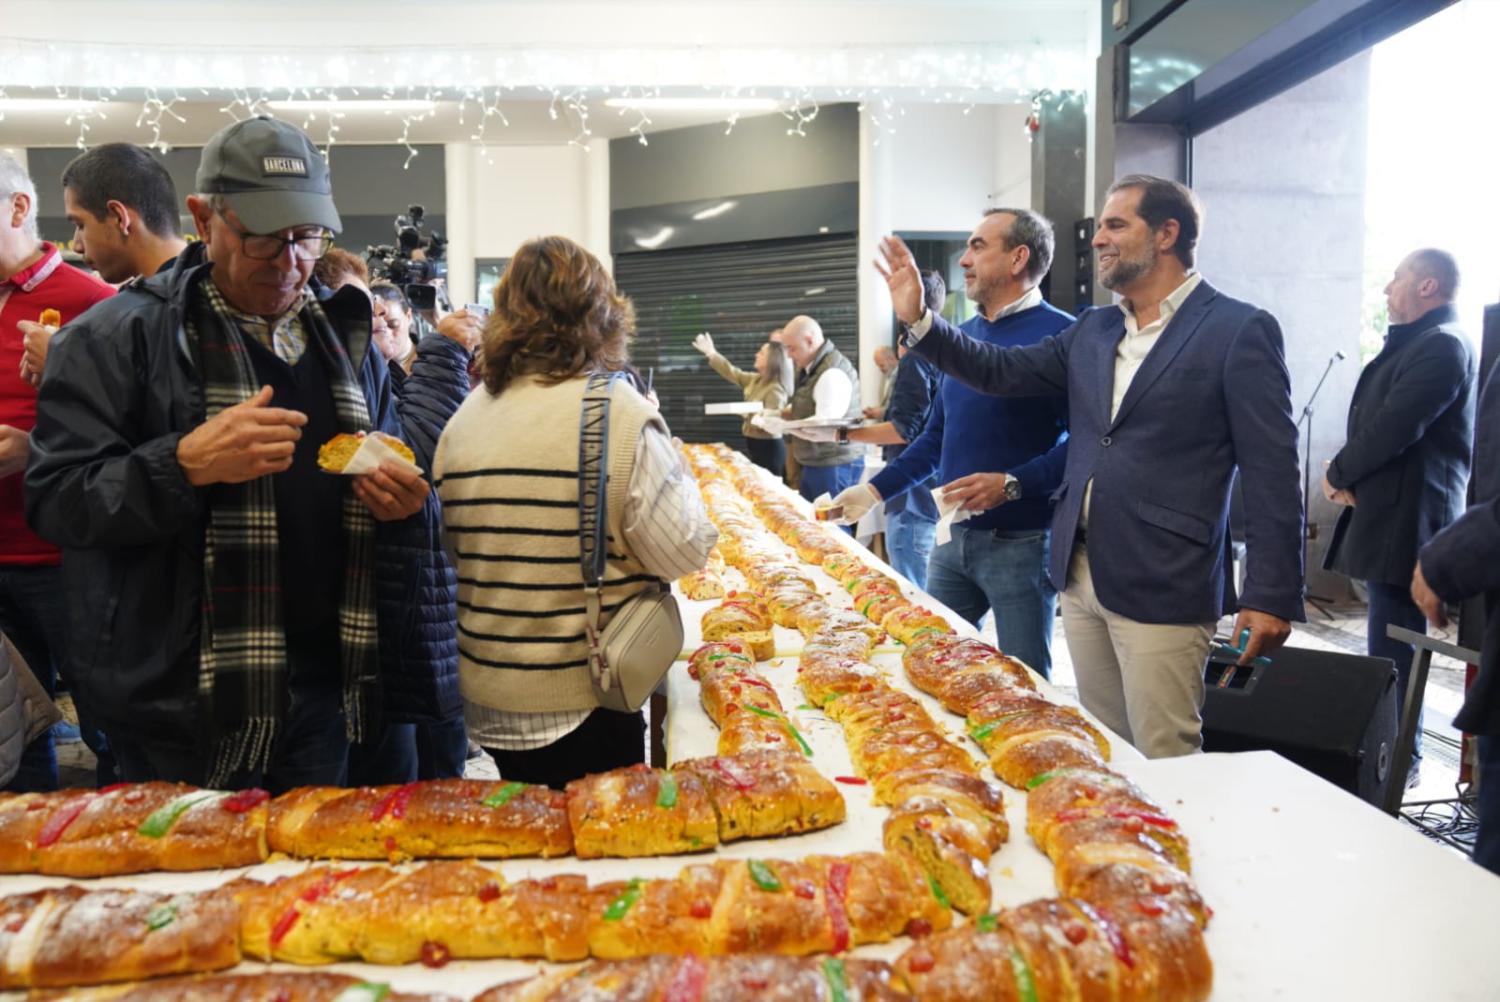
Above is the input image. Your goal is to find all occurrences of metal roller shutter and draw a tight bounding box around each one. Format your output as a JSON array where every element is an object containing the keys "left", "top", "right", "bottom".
[{"left": 614, "top": 233, "right": 860, "bottom": 445}]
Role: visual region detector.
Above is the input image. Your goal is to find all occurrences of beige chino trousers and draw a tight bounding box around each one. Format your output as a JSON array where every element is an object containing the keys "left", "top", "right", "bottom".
[{"left": 1060, "top": 543, "right": 1215, "bottom": 758}]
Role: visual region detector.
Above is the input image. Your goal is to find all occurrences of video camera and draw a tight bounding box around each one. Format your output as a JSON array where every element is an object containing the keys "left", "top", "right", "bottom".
[{"left": 366, "top": 204, "right": 449, "bottom": 312}]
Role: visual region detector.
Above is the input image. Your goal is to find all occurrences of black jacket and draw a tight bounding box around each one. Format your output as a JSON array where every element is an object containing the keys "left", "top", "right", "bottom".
[
  {"left": 1422, "top": 356, "right": 1500, "bottom": 736},
  {"left": 23, "top": 244, "right": 415, "bottom": 742},
  {"left": 376, "top": 338, "right": 471, "bottom": 723},
  {"left": 1324, "top": 307, "right": 1474, "bottom": 585}
]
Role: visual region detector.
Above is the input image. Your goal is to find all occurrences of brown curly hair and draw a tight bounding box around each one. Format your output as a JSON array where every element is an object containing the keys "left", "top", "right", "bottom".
[{"left": 482, "top": 236, "right": 635, "bottom": 394}]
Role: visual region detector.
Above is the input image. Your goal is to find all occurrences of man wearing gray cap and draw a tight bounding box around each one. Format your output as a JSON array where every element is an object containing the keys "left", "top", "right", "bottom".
[{"left": 26, "top": 117, "right": 431, "bottom": 790}]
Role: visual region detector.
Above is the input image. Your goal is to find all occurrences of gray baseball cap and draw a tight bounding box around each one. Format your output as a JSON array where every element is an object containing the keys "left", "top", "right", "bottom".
[{"left": 195, "top": 115, "right": 342, "bottom": 235}]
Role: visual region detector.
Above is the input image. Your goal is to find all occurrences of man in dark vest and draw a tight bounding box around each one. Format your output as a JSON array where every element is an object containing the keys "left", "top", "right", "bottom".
[
  {"left": 776, "top": 314, "right": 864, "bottom": 508},
  {"left": 1324, "top": 248, "right": 1474, "bottom": 783}
]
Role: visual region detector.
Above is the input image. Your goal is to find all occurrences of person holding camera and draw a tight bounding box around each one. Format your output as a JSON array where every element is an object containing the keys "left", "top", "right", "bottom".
[
  {"left": 434, "top": 235, "right": 716, "bottom": 789},
  {"left": 692, "top": 330, "right": 793, "bottom": 477}
]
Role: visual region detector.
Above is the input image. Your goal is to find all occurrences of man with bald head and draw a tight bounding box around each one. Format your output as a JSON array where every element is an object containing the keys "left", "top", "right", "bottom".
[
  {"left": 1324, "top": 248, "right": 1474, "bottom": 784},
  {"left": 775, "top": 315, "right": 863, "bottom": 508}
]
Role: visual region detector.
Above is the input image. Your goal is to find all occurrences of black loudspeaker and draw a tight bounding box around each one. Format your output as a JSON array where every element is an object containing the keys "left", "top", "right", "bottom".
[{"left": 1201, "top": 644, "right": 1399, "bottom": 807}]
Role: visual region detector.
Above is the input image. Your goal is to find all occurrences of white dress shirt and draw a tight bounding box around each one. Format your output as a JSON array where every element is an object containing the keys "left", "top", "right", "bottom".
[
  {"left": 1081, "top": 272, "right": 1204, "bottom": 525},
  {"left": 809, "top": 365, "right": 854, "bottom": 419}
]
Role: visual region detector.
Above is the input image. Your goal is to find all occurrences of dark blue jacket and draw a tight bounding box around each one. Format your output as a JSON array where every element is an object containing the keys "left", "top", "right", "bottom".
[
  {"left": 910, "top": 280, "right": 1304, "bottom": 625},
  {"left": 1422, "top": 355, "right": 1500, "bottom": 736},
  {"left": 1324, "top": 305, "right": 1474, "bottom": 586},
  {"left": 881, "top": 351, "right": 941, "bottom": 520},
  {"left": 376, "top": 338, "right": 470, "bottom": 723},
  {"left": 23, "top": 242, "right": 434, "bottom": 739},
  {"left": 875, "top": 302, "right": 1072, "bottom": 533}
]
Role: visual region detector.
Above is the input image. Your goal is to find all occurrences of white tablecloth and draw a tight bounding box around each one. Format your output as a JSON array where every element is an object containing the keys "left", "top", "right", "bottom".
[{"left": 6, "top": 460, "right": 1498, "bottom": 1000}]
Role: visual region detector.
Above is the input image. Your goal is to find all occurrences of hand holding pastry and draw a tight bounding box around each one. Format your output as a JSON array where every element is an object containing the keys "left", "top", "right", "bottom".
[
  {"left": 352, "top": 463, "right": 430, "bottom": 521},
  {"left": 16, "top": 318, "right": 55, "bottom": 387}
]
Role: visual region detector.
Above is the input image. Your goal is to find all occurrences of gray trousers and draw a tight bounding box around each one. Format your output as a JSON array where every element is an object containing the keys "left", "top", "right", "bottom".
[{"left": 1060, "top": 544, "right": 1215, "bottom": 758}]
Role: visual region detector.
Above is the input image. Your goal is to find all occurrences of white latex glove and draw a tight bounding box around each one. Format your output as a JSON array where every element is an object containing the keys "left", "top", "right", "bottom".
[
  {"left": 750, "top": 412, "right": 787, "bottom": 436},
  {"left": 692, "top": 332, "right": 716, "bottom": 356},
  {"left": 827, "top": 482, "right": 880, "bottom": 525},
  {"left": 789, "top": 425, "right": 839, "bottom": 442}
]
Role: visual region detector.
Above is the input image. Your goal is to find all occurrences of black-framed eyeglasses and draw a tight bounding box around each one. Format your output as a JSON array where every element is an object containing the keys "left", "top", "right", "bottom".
[{"left": 215, "top": 209, "right": 333, "bottom": 262}]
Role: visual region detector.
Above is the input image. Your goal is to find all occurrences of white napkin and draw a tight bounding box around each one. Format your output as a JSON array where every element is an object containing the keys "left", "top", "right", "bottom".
[
  {"left": 327, "top": 434, "right": 424, "bottom": 477},
  {"left": 933, "top": 478, "right": 980, "bottom": 546},
  {"left": 749, "top": 412, "right": 788, "bottom": 436}
]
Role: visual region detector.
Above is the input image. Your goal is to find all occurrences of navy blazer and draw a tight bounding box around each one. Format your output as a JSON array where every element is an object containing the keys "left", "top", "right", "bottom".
[
  {"left": 1422, "top": 358, "right": 1500, "bottom": 737},
  {"left": 910, "top": 280, "right": 1305, "bottom": 625}
]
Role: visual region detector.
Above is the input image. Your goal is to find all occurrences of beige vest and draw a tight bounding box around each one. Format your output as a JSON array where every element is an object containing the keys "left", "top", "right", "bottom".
[{"left": 434, "top": 374, "right": 659, "bottom": 713}]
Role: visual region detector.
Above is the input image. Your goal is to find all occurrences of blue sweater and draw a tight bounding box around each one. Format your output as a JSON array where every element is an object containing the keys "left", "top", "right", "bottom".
[{"left": 871, "top": 302, "right": 1071, "bottom": 533}]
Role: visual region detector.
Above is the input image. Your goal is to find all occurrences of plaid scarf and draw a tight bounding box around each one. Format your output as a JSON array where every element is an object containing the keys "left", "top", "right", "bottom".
[{"left": 186, "top": 278, "right": 381, "bottom": 786}]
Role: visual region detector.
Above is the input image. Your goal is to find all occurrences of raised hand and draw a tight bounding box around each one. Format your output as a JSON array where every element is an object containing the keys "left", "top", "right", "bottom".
[
  {"left": 874, "top": 235, "right": 925, "bottom": 325},
  {"left": 692, "top": 332, "right": 716, "bottom": 357}
]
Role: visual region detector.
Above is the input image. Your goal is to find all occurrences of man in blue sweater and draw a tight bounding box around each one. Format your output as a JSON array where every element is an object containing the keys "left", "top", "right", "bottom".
[{"left": 831, "top": 208, "right": 1070, "bottom": 677}]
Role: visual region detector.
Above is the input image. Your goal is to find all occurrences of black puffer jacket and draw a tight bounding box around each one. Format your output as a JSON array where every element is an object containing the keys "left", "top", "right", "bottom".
[
  {"left": 22, "top": 243, "right": 440, "bottom": 741},
  {"left": 375, "top": 336, "right": 470, "bottom": 723}
]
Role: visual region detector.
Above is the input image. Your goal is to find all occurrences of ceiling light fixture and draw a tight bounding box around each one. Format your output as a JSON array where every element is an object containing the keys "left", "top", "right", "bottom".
[
  {"left": 691, "top": 201, "right": 737, "bottom": 221},
  {"left": 266, "top": 99, "right": 438, "bottom": 113},
  {"left": 634, "top": 227, "right": 675, "bottom": 250},
  {"left": 0, "top": 98, "right": 100, "bottom": 112},
  {"left": 604, "top": 97, "right": 781, "bottom": 112}
]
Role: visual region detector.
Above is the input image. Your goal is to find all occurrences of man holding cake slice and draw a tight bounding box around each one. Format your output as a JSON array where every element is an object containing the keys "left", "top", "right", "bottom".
[{"left": 26, "top": 118, "right": 430, "bottom": 790}]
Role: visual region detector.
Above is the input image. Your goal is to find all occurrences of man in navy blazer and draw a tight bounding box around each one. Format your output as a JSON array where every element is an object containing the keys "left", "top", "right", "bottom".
[{"left": 874, "top": 175, "right": 1305, "bottom": 757}]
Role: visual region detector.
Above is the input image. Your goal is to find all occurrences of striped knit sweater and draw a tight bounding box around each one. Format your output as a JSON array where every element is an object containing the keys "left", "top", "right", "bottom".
[{"left": 433, "top": 374, "right": 661, "bottom": 713}]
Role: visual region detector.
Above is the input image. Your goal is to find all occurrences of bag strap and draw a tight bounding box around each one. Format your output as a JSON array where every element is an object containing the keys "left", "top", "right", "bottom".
[{"left": 579, "top": 371, "right": 621, "bottom": 691}]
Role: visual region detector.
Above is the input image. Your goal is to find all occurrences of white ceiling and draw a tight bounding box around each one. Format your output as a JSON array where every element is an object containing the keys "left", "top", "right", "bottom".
[{"left": 0, "top": 0, "right": 1098, "bottom": 148}]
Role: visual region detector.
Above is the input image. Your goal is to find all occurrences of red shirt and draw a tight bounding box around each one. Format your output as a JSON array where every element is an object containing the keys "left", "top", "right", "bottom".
[{"left": 0, "top": 244, "right": 114, "bottom": 565}]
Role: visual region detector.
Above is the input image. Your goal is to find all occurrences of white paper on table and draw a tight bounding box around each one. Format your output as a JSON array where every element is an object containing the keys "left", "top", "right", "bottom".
[
  {"left": 327, "top": 433, "right": 424, "bottom": 477},
  {"left": 932, "top": 477, "right": 979, "bottom": 545},
  {"left": 704, "top": 400, "right": 766, "bottom": 416}
]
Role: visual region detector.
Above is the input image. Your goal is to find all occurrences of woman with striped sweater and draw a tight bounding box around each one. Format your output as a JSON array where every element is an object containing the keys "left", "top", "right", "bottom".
[{"left": 434, "top": 236, "right": 717, "bottom": 788}]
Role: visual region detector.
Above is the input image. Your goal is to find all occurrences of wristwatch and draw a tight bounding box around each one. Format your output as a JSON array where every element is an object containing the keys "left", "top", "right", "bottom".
[
  {"left": 835, "top": 426, "right": 850, "bottom": 444},
  {"left": 1001, "top": 474, "right": 1023, "bottom": 502}
]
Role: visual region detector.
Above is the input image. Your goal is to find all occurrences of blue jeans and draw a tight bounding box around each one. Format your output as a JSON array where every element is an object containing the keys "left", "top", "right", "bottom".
[
  {"left": 111, "top": 677, "right": 350, "bottom": 794},
  {"left": 1476, "top": 735, "right": 1500, "bottom": 878},
  {"left": 925, "top": 525, "right": 1056, "bottom": 679},
  {"left": 416, "top": 717, "right": 470, "bottom": 780},
  {"left": 886, "top": 508, "right": 937, "bottom": 590},
  {"left": 798, "top": 459, "right": 865, "bottom": 535},
  {"left": 347, "top": 722, "right": 418, "bottom": 786},
  {"left": 1366, "top": 580, "right": 1428, "bottom": 761}
]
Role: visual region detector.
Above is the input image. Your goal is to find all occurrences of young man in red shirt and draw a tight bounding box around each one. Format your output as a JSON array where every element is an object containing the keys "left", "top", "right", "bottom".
[{"left": 0, "top": 153, "right": 113, "bottom": 790}]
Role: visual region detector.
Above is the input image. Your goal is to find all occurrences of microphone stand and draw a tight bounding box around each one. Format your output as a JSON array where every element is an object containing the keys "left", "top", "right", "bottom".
[{"left": 1298, "top": 351, "right": 1344, "bottom": 620}]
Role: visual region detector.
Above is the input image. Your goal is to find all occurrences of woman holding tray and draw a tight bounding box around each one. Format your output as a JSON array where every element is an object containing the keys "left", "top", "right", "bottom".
[{"left": 693, "top": 331, "right": 794, "bottom": 478}]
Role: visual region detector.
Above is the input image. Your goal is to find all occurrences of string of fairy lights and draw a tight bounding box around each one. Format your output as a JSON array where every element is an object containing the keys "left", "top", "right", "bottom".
[{"left": 0, "top": 40, "right": 1091, "bottom": 163}]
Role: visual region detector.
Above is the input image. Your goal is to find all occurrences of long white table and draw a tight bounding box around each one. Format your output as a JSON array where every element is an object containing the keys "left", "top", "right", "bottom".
[{"left": 4, "top": 458, "right": 1498, "bottom": 999}]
